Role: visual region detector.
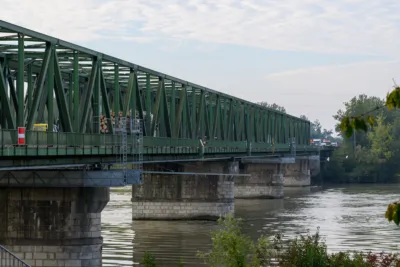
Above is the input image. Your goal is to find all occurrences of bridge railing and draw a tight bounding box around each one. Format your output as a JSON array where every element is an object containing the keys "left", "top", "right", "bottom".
[
  {"left": 0, "top": 245, "right": 30, "bottom": 267},
  {"left": 0, "top": 129, "right": 316, "bottom": 157}
]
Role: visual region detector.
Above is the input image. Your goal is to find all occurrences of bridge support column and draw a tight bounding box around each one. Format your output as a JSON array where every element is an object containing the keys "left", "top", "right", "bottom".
[
  {"left": 309, "top": 155, "right": 321, "bottom": 179},
  {"left": 284, "top": 158, "right": 311, "bottom": 187},
  {"left": 235, "top": 161, "right": 284, "bottom": 199},
  {"left": 0, "top": 187, "right": 109, "bottom": 267},
  {"left": 131, "top": 161, "right": 237, "bottom": 220}
]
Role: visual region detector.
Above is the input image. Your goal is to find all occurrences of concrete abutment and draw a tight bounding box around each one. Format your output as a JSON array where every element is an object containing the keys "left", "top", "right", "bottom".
[
  {"left": 0, "top": 187, "right": 110, "bottom": 267},
  {"left": 131, "top": 161, "right": 238, "bottom": 220}
]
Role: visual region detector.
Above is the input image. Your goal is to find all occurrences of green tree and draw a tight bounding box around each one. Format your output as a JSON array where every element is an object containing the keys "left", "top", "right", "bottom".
[
  {"left": 257, "top": 101, "right": 286, "bottom": 113},
  {"left": 337, "top": 89, "right": 400, "bottom": 226},
  {"left": 325, "top": 98, "right": 398, "bottom": 183},
  {"left": 300, "top": 115, "right": 309, "bottom": 121}
]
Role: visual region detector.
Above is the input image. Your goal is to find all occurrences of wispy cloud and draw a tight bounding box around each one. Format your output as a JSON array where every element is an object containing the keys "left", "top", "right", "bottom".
[{"left": 3, "top": 0, "right": 400, "bottom": 56}]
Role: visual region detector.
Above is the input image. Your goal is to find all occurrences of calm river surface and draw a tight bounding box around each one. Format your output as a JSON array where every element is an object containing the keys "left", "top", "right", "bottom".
[{"left": 101, "top": 184, "right": 400, "bottom": 266}]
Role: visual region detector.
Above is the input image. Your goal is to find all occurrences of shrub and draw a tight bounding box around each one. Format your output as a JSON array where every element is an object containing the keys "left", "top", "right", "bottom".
[
  {"left": 197, "top": 213, "right": 272, "bottom": 267},
  {"left": 273, "top": 228, "right": 330, "bottom": 267},
  {"left": 142, "top": 251, "right": 158, "bottom": 267}
]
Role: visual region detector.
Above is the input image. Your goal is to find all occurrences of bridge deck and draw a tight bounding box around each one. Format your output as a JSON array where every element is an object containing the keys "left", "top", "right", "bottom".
[{"left": 0, "top": 21, "right": 315, "bottom": 168}]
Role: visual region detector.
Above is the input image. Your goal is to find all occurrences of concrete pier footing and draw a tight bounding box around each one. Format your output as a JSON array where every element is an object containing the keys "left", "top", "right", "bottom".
[
  {"left": 131, "top": 161, "right": 238, "bottom": 220},
  {"left": 284, "top": 158, "right": 311, "bottom": 187},
  {"left": 235, "top": 162, "right": 284, "bottom": 199}
]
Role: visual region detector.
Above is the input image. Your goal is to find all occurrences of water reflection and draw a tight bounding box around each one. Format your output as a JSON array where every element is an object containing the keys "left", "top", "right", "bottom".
[
  {"left": 132, "top": 221, "right": 214, "bottom": 266},
  {"left": 102, "top": 184, "right": 400, "bottom": 266}
]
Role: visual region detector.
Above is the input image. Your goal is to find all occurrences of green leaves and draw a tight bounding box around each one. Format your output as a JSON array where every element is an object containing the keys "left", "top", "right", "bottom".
[
  {"left": 366, "top": 115, "right": 375, "bottom": 127},
  {"left": 386, "top": 86, "right": 400, "bottom": 110},
  {"left": 339, "top": 116, "right": 374, "bottom": 138},
  {"left": 340, "top": 117, "right": 353, "bottom": 138},
  {"left": 385, "top": 202, "right": 400, "bottom": 226},
  {"left": 353, "top": 117, "right": 368, "bottom": 132}
]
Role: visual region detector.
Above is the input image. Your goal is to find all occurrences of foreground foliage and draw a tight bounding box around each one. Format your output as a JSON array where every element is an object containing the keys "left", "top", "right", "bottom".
[{"left": 141, "top": 216, "right": 400, "bottom": 267}]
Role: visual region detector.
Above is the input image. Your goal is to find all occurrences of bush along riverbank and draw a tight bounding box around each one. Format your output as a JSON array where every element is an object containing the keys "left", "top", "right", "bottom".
[{"left": 141, "top": 214, "right": 400, "bottom": 267}]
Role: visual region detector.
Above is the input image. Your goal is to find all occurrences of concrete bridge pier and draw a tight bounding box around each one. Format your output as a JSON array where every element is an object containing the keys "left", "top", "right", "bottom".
[
  {"left": 0, "top": 187, "right": 110, "bottom": 267},
  {"left": 131, "top": 161, "right": 238, "bottom": 220},
  {"left": 235, "top": 158, "right": 287, "bottom": 199},
  {"left": 284, "top": 157, "right": 311, "bottom": 187}
]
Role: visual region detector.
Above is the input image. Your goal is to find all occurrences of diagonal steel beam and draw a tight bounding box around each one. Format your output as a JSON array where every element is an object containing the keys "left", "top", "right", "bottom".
[
  {"left": 134, "top": 73, "right": 147, "bottom": 136},
  {"left": 26, "top": 43, "right": 52, "bottom": 130},
  {"left": 54, "top": 49, "right": 73, "bottom": 132},
  {"left": 123, "top": 70, "right": 134, "bottom": 116},
  {"left": 0, "top": 61, "right": 15, "bottom": 129},
  {"left": 79, "top": 57, "right": 98, "bottom": 133},
  {"left": 151, "top": 79, "right": 163, "bottom": 136},
  {"left": 100, "top": 68, "right": 113, "bottom": 133},
  {"left": 6, "top": 69, "right": 18, "bottom": 114},
  {"left": 161, "top": 80, "right": 172, "bottom": 137}
]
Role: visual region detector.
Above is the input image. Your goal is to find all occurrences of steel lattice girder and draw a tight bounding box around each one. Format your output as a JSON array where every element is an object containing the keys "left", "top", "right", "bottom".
[{"left": 0, "top": 20, "right": 311, "bottom": 149}]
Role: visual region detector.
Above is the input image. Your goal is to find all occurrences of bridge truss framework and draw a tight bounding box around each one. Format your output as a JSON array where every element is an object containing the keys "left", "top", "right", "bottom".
[{"left": 0, "top": 20, "right": 316, "bottom": 168}]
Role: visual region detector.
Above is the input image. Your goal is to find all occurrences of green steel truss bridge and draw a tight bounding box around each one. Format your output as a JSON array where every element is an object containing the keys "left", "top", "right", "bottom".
[{"left": 0, "top": 20, "right": 317, "bottom": 185}]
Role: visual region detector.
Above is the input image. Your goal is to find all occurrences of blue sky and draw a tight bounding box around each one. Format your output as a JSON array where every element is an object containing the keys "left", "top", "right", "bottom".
[{"left": 4, "top": 0, "right": 400, "bottom": 129}]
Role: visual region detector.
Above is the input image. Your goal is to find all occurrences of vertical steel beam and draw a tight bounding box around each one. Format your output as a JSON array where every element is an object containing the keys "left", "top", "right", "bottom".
[
  {"left": 191, "top": 88, "right": 196, "bottom": 138},
  {"left": 114, "top": 64, "right": 120, "bottom": 114},
  {"left": 161, "top": 79, "right": 172, "bottom": 137},
  {"left": 130, "top": 69, "right": 136, "bottom": 119},
  {"left": 47, "top": 46, "right": 55, "bottom": 133},
  {"left": 73, "top": 52, "right": 79, "bottom": 132},
  {"left": 185, "top": 89, "right": 192, "bottom": 138},
  {"left": 145, "top": 74, "right": 151, "bottom": 134},
  {"left": 130, "top": 69, "right": 141, "bottom": 118},
  {"left": 175, "top": 86, "right": 185, "bottom": 137},
  {"left": 181, "top": 91, "right": 188, "bottom": 138},
  {"left": 93, "top": 62, "right": 100, "bottom": 133},
  {"left": 17, "top": 33, "right": 24, "bottom": 127},
  {"left": 68, "top": 74, "right": 73, "bottom": 115},
  {"left": 226, "top": 99, "right": 233, "bottom": 141},
  {"left": 254, "top": 108, "right": 259, "bottom": 142},
  {"left": 99, "top": 69, "right": 113, "bottom": 133},
  {"left": 170, "top": 82, "right": 176, "bottom": 136},
  {"left": 203, "top": 93, "right": 210, "bottom": 138},
  {"left": 27, "top": 64, "right": 33, "bottom": 116},
  {"left": 196, "top": 90, "right": 205, "bottom": 137},
  {"left": 27, "top": 43, "right": 51, "bottom": 130},
  {"left": 151, "top": 79, "right": 162, "bottom": 136},
  {"left": 134, "top": 73, "right": 146, "bottom": 135}
]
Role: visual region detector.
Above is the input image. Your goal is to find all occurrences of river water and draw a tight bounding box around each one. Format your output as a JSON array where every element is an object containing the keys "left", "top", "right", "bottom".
[{"left": 101, "top": 184, "right": 400, "bottom": 266}]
